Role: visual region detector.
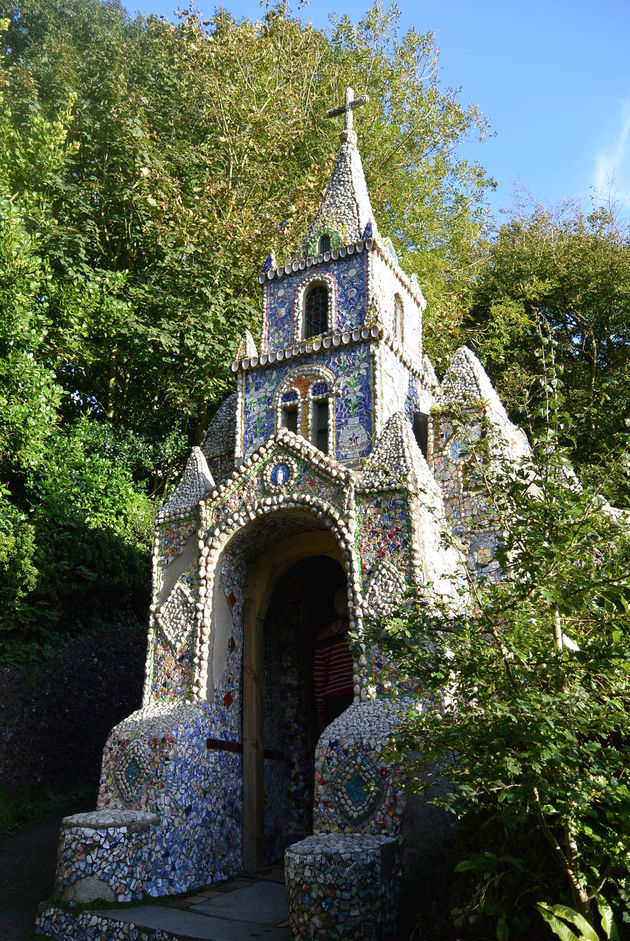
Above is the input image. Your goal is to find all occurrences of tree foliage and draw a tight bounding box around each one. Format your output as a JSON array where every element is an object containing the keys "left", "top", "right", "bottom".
[
  {"left": 0, "top": 0, "right": 493, "bottom": 660},
  {"left": 464, "top": 205, "right": 630, "bottom": 480},
  {"left": 374, "top": 383, "right": 630, "bottom": 937}
]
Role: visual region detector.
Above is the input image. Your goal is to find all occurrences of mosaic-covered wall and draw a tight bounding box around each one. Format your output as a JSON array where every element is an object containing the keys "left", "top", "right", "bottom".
[
  {"left": 262, "top": 250, "right": 368, "bottom": 351},
  {"left": 149, "top": 517, "right": 199, "bottom": 701},
  {"left": 431, "top": 410, "right": 501, "bottom": 579},
  {"left": 370, "top": 248, "right": 423, "bottom": 360},
  {"left": 96, "top": 705, "right": 244, "bottom": 894},
  {"left": 240, "top": 342, "right": 375, "bottom": 465}
]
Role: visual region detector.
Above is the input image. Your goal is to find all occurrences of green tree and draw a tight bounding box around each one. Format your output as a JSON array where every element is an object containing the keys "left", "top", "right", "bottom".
[
  {"left": 0, "top": 44, "right": 66, "bottom": 631},
  {"left": 0, "top": 25, "right": 152, "bottom": 658},
  {"left": 0, "top": 0, "right": 494, "bottom": 656},
  {"left": 0, "top": 0, "right": 493, "bottom": 453},
  {"left": 464, "top": 205, "right": 630, "bottom": 478}
]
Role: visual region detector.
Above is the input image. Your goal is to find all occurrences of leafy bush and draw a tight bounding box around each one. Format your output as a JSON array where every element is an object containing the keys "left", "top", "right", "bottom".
[{"left": 374, "top": 384, "right": 630, "bottom": 937}]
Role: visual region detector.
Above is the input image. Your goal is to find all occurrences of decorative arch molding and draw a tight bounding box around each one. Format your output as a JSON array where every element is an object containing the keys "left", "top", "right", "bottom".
[
  {"left": 196, "top": 498, "right": 366, "bottom": 870},
  {"left": 292, "top": 271, "right": 338, "bottom": 342},
  {"left": 272, "top": 363, "right": 337, "bottom": 411},
  {"left": 273, "top": 364, "right": 338, "bottom": 455},
  {"left": 194, "top": 495, "right": 366, "bottom": 704}
]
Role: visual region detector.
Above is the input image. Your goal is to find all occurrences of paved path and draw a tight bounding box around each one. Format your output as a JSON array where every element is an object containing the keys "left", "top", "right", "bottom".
[
  {"left": 0, "top": 816, "right": 61, "bottom": 941},
  {"left": 96, "top": 866, "right": 290, "bottom": 940}
]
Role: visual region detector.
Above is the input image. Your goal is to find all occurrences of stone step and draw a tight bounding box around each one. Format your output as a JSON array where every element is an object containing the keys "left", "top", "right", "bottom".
[{"left": 36, "top": 872, "right": 290, "bottom": 941}]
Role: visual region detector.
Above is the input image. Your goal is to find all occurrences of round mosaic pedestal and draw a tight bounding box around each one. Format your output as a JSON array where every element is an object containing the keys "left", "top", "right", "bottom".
[
  {"left": 284, "top": 832, "right": 401, "bottom": 939},
  {"left": 55, "top": 809, "right": 159, "bottom": 904}
]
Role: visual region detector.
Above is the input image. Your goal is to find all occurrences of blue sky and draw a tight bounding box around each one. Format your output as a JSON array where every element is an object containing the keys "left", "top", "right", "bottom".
[{"left": 126, "top": 0, "right": 630, "bottom": 226}]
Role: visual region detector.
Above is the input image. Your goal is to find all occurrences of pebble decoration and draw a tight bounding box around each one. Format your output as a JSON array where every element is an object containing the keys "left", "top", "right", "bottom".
[{"left": 285, "top": 832, "right": 401, "bottom": 940}]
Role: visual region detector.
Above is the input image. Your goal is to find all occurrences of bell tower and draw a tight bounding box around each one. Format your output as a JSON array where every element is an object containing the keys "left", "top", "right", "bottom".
[{"left": 233, "top": 87, "right": 430, "bottom": 467}]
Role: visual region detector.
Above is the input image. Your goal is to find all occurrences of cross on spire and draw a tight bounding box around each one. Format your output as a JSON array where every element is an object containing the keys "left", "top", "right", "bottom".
[{"left": 327, "top": 86, "right": 369, "bottom": 136}]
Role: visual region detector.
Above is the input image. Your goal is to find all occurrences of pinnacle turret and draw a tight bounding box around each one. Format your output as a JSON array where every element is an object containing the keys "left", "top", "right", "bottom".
[{"left": 298, "top": 87, "right": 378, "bottom": 257}]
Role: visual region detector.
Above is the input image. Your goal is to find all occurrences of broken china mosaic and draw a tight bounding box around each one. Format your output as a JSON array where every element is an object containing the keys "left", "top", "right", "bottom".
[
  {"left": 242, "top": 344, "right": 374, "bottom": 464},
  {"left": 262, "top": 251, "right": 368, "bottom": 352}
]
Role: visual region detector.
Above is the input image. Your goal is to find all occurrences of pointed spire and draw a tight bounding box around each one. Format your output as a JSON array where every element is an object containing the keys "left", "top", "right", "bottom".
[
  {"left": 438, "top": 347, "right": 531, "bottom": 458},
  {"left": 261, "top": 252, "right": 276, "bottom": 273},
  {"left": 234, "top": 330, "right": 258, "bottom": 361},
  {"left": 299, "top": 87, "right": 378, "bottom": 256},
  {"left": 200, "top": 393, "right": 237, "bottom": 460},
  {"left": 157, "top": 447, "right": 215, "bottom": 520},
  {"left": 439, "top": 347, "right": 508, "bottom": 414},
  {"left": 359, "top": 412, "right": 437, "bottom": 494}
]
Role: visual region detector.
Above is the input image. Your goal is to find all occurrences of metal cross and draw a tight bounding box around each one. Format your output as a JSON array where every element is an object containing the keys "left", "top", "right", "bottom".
[{"left": 327, "top": 86, "right": 369, "bottom": 134}]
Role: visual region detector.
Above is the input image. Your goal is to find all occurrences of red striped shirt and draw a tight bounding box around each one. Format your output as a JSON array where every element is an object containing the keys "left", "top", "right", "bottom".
[{"left": 314, "top": 624, "right": 354, "bottom": 718}]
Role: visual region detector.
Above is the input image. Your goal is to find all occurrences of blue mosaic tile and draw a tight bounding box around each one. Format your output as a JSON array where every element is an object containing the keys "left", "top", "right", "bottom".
[
  {"left": 263, "top": 253, "right": 368, "bottom": 352},
  {"left": 242, "top": 344, "right": 374, "bottom": 464}
]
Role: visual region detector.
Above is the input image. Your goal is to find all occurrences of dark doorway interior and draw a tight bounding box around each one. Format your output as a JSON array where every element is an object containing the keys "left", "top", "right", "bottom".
[{"left": 261, "top": 554, "right": 346, "bottom": 863}]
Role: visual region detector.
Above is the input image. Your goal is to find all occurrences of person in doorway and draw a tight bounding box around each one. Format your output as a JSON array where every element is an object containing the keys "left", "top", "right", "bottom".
[{"left": 313, "top": 586, "right": 354, "bottom": 729}]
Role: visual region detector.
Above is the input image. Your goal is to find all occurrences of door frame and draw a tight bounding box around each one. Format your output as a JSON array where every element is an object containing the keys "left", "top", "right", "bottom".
[{"left": 241, "top": 529, "right": 345, "bottom": 872}]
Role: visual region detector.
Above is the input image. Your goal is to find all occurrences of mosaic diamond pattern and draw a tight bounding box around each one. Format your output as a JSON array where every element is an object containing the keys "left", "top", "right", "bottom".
[
  {"left": 332, "top": 752, "right": 384, "bottom": 826},
  {"left": 157, "top": 582, "right": 195, "bottom": 650},
  {"left": 114, "top": 740, "right": 152, "bottom": 803}
]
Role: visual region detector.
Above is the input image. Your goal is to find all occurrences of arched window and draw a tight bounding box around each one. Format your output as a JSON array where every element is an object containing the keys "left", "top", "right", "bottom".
[
  {"left": 305, "top": 284, "right": 328, "bottom": 339},
  {"left": 319, "top": 234, "right": 331, "bottom": 254},
  {"left": 310, "top": 381, "right": 330, "bottom": 454},
  {"left": 394, "top": 293, "right": 404, "bottom": 342},
  {"left": 276, "top": 374, "right": 334, "bottom": 455}
]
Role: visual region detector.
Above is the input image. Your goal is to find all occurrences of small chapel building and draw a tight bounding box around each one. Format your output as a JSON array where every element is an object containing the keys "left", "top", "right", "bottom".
[{"left": 38, "top": 88, "right": 530, "bottom": 936}]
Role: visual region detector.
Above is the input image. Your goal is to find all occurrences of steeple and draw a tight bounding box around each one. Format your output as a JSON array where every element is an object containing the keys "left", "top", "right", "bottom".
[{"left": 298, "top": 87, "right": 378, "bottom": 257}]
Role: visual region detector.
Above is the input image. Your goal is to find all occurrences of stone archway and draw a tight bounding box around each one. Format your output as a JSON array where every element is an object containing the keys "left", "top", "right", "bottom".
[{"left": 241, "top": 529, "right": 348, "bottom": 872}]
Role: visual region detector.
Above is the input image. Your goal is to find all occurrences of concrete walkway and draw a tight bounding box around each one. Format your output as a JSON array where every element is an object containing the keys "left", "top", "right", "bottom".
[{"left": 95, "top": 866, "right": 291, "bottom": 940}]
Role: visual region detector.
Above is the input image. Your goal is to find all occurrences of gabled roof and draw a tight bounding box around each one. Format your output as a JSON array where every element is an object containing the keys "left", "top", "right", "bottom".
[
  {"left": 204, "top": 428, "right": 356, "bottom": 508},
  {"left": 298, "top": 132, "right": 378, "bottom": 256}
]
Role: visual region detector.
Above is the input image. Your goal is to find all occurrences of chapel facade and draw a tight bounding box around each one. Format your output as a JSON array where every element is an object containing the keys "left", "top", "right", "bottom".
[{"left": 39, "top": 88, "right": 529, "bottom": 930}]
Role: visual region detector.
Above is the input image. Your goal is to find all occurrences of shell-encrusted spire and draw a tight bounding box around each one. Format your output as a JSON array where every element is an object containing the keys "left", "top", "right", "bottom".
[
  {"left": 359, "top": 411, "right": 437, "bottom": 494},
  {"left": 439, "top": 347, "right": 499, "bottom": 406},
  {"left": 299, "top": 87, "right": 378, "bottom": 255},
  {"left": 157, "top": 447, "right": 214, "bottom": 520},
  {"left": 200, "top": 393, "right": 236, "bottom": 461},
  {"left": 438, "top": 347, "right": 530, "bottom": 459}
]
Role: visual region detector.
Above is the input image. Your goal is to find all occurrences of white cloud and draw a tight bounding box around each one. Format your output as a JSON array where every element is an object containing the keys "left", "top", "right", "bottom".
[{"left": 593, "top": 103, "right": 630, "bottom": 208}]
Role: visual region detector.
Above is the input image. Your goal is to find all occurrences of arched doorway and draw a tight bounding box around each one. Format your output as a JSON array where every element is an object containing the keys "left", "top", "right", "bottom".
[
  {"left": 241, "top": 528, "right": 350, "bottom": 871},
  {"left": 261, "top": 555, "right": 346, "bottom": 863}
]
